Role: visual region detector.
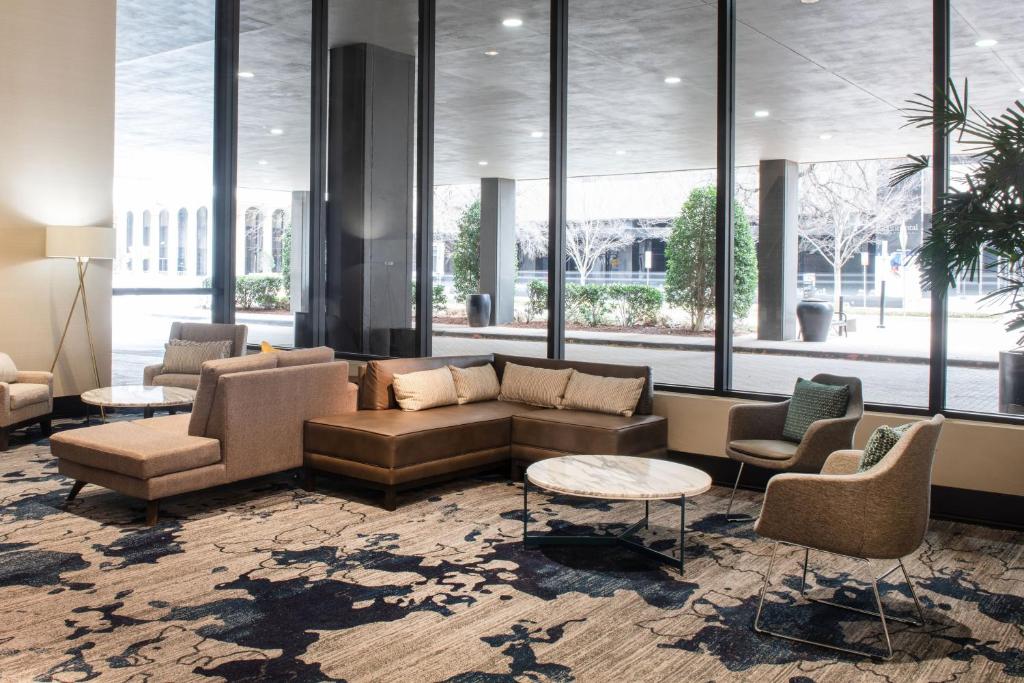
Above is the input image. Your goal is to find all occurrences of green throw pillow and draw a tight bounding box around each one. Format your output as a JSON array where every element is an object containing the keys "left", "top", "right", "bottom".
[
  {"left": 858, "top": 423, "right": 914, "bottom": 472},
  {"left": 781, "top": 378, "right": 850, "bottom": 443}
]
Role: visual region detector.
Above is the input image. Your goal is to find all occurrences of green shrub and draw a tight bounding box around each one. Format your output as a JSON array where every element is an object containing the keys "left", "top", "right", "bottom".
[
  {"left": 236, "top": 274, "right": 283, "bottom": 310},
  {"left": 432, "top": 284, "right": 447, "bottom": 313},
  {"left": 567, "top": 283, "right": 609, "bottom": 327},
  {"left": 451, "top": 199, "right": 481, "bottom": 302},
  {"left": 526, "top": 280, "right": 547, "bottom": 322},
  {"left": 607, "top": 284, "right": 663, "bottom": 326}
]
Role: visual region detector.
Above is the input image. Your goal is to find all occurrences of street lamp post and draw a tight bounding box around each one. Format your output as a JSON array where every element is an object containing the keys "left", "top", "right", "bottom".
[{"left": 644, "top": 249, "right": 652, "bottom": 287}]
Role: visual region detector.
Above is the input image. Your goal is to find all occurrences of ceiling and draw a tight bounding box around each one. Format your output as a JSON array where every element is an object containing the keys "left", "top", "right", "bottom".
[{"left": 114, "top": 0, "right": 1024, "bottom": 194}]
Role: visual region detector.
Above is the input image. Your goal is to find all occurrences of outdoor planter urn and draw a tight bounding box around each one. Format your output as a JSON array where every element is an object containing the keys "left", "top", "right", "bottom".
[
  {"left": 796, "top": 298, "right": 833, "bottom": 342},
  {"left": 467, "top": 293, "right": 492, "bottom": 328},
  {"left": 998, "top": 350, "right": 1024, "bottom": 414}
]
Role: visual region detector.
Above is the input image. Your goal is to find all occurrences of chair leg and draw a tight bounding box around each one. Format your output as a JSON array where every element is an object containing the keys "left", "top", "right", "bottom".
[
  {"left": 726, "top": 462, "right": 756, "bottom": 522},
  {"left": 0, "top": 427, "right": 8, "bottom": 451},
  {"left": 146, "top": 500, "right": 160, "bottom": 527},
  {"left": 382, "top": 487, "right": 397, "bottom": 511},
  {"left": 799, "top": 547, "right": 810, "bottom": 595},
  {"left": 302, "top": 468, "right": 317, "bottom": 493},
  {"left": 66, "top": 480, "right": 86, "bottom": 502},
  {"left": 39, "top": 417, "right": 52, "bottom": 437},
  {"left": 509, "top": 461, "right": 523, "bottom": 482}
]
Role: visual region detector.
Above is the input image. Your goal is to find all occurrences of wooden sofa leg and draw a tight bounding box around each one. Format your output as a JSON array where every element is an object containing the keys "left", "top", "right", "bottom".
[
  {"left": 0, "top": 427, "right": 8, "bottom": 452},
  {"left": 66, "top": 480, "right": 86, "bottom": 502},
  {"left": 146, "top": 500, "right": 160, "bottom": 527},
  {"left": 39, "top": 417, "right": 52, "bottom": 437},
  {"left": 302, "top": 468, "right": 317, "bottom": 492},
  {"left": 509, "top": 461, "right": 523, "bottom": 482},
  {"left": 383, "top": 487, "right": 397, "bottom": 512}
]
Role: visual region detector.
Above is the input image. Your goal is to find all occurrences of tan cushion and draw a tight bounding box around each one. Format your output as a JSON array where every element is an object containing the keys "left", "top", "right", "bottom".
[
  {"left": 0, "top": 353, "right": 16, "bottom": 383},
  {"left": 276, "top": 346, "right": 335, "bottom": 367},
  {"left": 499, "top": 362, "right": 573, "bottom": 408},
  {"left": 8, "top": 382, "right": 49, "bottom": 410},
  {"left": 163, "top": 339, "right": 232, "bottom": 373},
  {"left": 449, "top": 364, "right": 500, "bottom": 404},
  {"left": 512, "top": 409, "right": 667, "bottom": 455},
  {"left": 360, "top": 355, "right": 494, "bottom": 410},
  {"left": 560, "top": 370, "right": 645, "bottom": 416},
  {"left": 137, "top": 413, "right": 192, "bottom": 434},
  {"left": 728, "top": 439, "right": 799, "bottom": 461},
  {"left": 392, "top": 367, "right": 459, "bottom": 411},
  {"left": 51, "top": 422, "right": 220, "bottom": 479},
  {"left": 152, "top": 373, "right": 201, "bottom": 390},
  {"left": 305, "top": 401, "right": 542, "bottom": 469},
  {"left": 188, "top": 354, "right": 279, "bottom": 436}
]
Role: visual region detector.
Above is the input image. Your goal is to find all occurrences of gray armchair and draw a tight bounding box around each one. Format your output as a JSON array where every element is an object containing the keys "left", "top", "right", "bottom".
[
  {"left": 724, "top": 373, "right": 863, "bottom": 520},
  {"left": 752, "top": 414, "right": 944, "bottom": 659},
  {"left": 144, "top": 322, "right": 248, "bottom": 390},
  {"left": 1, "top": 368, "right": 53, "bottom": 451}
]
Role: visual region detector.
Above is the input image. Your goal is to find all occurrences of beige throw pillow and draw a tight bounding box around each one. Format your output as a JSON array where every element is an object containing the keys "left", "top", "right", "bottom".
[
  {"left": 449, "top": 364, "right": 500, "bottom": 404},
  {"left": 0, "top": 352, "right": 17, "bottom": 383},
  {"left": 498, "top": 362, "right": 573, "bottom": 408},
  {"left": 560, "top": 370, "right": 646, "bottom": 416},
  {"left": 392, "top": 366, "right": 459, "bottom": 411},
  {"left": 163, "top": 339, "right": 232, "bottom": 374}
]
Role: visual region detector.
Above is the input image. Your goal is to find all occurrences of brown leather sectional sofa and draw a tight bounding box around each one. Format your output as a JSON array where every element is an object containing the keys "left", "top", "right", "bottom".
[{"left": 303, "top": 354, "right": 667, "bottom": 510}]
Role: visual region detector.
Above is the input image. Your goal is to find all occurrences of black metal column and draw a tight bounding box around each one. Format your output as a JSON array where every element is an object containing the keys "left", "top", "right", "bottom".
[
  {"left": 306, "top": 0, "right": 329, "bottom": 347},
  {"left": 212, "top": 0, "right": 239, "bottom": 324},
  {"left": 547, "top": 0, "right": 568, "bottom": 360},
  {"left": 416, "top": 0, "right": 436, "bottom": 357},
  {"left": 929, "top": 0, "right": 950, "bottom": 413},
  {"left": 714, "top": 0, "right": 736, "bottom": 391}
]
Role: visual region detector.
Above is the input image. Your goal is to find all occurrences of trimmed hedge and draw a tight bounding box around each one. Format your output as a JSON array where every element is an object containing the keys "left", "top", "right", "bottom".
[{"left": 563, "top": 283, "right": 663, "bottom": 327}]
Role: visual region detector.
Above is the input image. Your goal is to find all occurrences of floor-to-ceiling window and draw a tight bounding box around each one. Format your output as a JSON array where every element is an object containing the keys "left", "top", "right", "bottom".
[
  {"left": 112, "top": 0, "right": 215, "bottom": 384},
  {"left": 730, "top": 0, "right": 934, "bottom": 408},
  {"left": 563, "top": 0, "right": 718, "bottom": 387},
  {"left": 431, "top": 1, "right": 550, "bottom": 359}
]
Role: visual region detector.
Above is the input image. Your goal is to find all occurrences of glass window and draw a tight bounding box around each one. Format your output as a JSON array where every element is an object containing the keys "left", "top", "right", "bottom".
[
  {"left": 196, "top": 207, "right": 209, "bottom": 277},
  {"left": 432, "top": 1, "right": 549, "bottom": 359},
  {"left": 158, "top": 209, "right": 169, "bottom": 272},
  {"left": 564, "top": 0, "right": 717, "bottom": 386},
  {"left": 243, "top": 207, "right": 263, "bottom": 274},
  {"left": 732, "top": 0, "right": 932, "bottom": 407},
  {"left": 271, "top": 208, "right": 286, "bottom": 273},
  {"left": 124, "top": 211, "right": 134, "bottom": 271},
  {"left": 176, "top": 208, "right": 188, "bottom": 274}
]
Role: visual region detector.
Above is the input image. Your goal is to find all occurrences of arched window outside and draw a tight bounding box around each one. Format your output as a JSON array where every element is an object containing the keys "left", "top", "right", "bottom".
[
  {"left": 177, "top": 208, "right": 188, "bottom": 274},
  {"left": 142, "top": 210, "right": 151, "bottom": 272},
  {"left": 158, "top": 209, "right": 169, "bottom": 272},
  {"left": 244, "top": 207, "right": 263, "bottom": 274},
  {"left": 196, "top": 207, "right": 209, "bottom": 277},
  {"left": 271, "top": 209, "right": 286, "bottom": 273},
  {"left": 125, "top": 211, "right": 134, "bottom": 271}
]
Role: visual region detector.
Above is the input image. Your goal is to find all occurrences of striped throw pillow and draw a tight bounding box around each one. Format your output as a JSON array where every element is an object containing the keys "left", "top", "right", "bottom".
[
  {"left": 448, "top": 364, "right": 500, "bottom": 404},
  {"left": 498, "top": 362, "right": 573, "bottom": 408},
  {"left": 392, "top": 366, "right": 459, "bottom": 411},
  {"left": 560, "top": 370, "right": 646, "bottom": 416},
  {"left": 162, "top": 339, "right": 232, "bottom": 374}
]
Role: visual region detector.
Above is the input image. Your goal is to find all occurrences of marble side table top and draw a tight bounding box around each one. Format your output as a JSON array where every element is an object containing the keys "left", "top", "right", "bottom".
[
  {"left": 526, "top": 454, "right": 712, "bottom": 501},
  {"left": 80, "top": 385, "right": 197, "bottom": 409}
]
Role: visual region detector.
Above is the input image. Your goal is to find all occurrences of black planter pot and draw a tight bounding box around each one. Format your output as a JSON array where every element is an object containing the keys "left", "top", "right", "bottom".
[
  {"left": 467, "top": 293, "right": 492, "bottom": 328},
  {"left": 998, "top": 350, "right": 1024, "bottom": 414},
  {"left": 796, "top": 298, "right": 834, "bottom": 342}
]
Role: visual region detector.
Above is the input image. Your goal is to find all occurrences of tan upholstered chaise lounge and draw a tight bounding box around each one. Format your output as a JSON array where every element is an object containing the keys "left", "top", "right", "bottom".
[
  {"left": 303, "top": 353, "right": 667, "bottom": 510},
  {"left": 51, "top": 347, "right": 357, "bottom": 524}
]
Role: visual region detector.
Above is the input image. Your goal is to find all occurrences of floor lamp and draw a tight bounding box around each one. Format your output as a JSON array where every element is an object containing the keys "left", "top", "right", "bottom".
[{"left": 46, "top": 226, "right": 115, "bottom": 394}]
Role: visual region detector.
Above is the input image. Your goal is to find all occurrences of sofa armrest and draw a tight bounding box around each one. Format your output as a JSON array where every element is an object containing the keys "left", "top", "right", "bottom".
[
  {"left": 0, "top": 383, "right": 10, "bottom": 422},
  {"left": 821, "top": 449, "right": 863, "bottom": 475},
  {"left": 726, "top": 399, "right": 789, "bottom": 443},
  {"left": 143, "top": 364, "right": 164, "bottom": 386},
  {"left": 15, "top": 371, "right": 53, "bottom": 390}
]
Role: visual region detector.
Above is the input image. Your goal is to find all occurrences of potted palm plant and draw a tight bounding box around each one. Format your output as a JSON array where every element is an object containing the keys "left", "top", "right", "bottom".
[{"left": 892, "top": 81, "right": 1024, "bottom": 413}]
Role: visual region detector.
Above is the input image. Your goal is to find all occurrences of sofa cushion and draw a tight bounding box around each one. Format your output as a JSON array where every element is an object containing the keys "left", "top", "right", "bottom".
[
  {"left": 560, "top": 370, "right": 645, "bottom": 416},
  {"left": 152, "top": 373, "right": 201, "bottom": 390},
  {"left": 8, "top": 382, "right": 49, "bottom": 410},
  {"left": 0, "top": 352, "right": 17, "bottom": 383},
  {"left": 305, "top": 401, "right": 541, "bottom": 469},
  {"left": 449, "top": 364, "right": 500, "bottom": 404},
  {"left": 392, "top": 367, "right": 459, "bottom": 411},
  {"left": 360, "top": 355, "right": 494, "bottom": 410},
  {"left": 728, "top": 439, "right": 799, "bottom": 461},
  {"left": 51, "top": 422, "right": 221, "bottom": 479},
  {"left": 499, "top": 363, "right": 573, "bottom": 408},
  {"left": 512, "top": 409, "right": 667, "bottom": 456},
  {"left": 163, "top": 339, "right": 232, "bottom": 374}
]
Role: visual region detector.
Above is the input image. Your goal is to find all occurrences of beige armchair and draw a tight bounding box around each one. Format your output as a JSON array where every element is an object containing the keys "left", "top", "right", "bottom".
[
  {"left": 752, "top": 414, "right": 945, "bottom": 659},
  {"left": 1, "top": 366, "right": 54, "bottom": 451},
  {"left": 724, "top": 373, "right": 863, "bottom": 520},
  {"left": 144, "top": 322, "right": 248, "bottom": 390}
]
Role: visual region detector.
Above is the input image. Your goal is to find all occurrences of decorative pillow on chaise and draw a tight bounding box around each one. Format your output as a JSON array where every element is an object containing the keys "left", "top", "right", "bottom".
[
  {"left": 392, "top": 366, "right": 459, "bottom": 411},
  {"left": 448, "top": 364, "right": 500, "bottom": 404},
  {"left": 162, "top": 339, "right": 232, "bottom": 375},
  {"left": 560, "top": 370, "right": 646, "bottom": 416},
  {"left": 781, "top": 377, "right": 850, "bottom": 442},
  {"left": 498, "top": 362, "right": 573, "bottom": 408}
]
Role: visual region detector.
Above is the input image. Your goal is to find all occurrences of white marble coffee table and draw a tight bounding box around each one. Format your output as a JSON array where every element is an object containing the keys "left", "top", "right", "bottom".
[
  {"left": 523, "top": 454, "right": 712, "bottom": 573},
  {"left": 81, "top": 385, "right": 197, "bottom": 422}
]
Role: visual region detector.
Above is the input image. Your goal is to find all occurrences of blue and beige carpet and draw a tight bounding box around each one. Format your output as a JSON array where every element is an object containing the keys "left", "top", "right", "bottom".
[{"left": 1, "top": 421, "right": 1022, "bottom": 682}]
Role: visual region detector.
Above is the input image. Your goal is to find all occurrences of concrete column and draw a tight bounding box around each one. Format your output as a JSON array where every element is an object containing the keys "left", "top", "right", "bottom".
[
  {"left": 479, "top": 177, "right": 517, "bottom": 325},
  {"left": 757, "top": 159, "right": 799, "bottom": 340}
]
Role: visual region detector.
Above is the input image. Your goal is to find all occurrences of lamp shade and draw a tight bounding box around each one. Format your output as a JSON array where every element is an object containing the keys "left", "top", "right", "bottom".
[{"left": 45, "top": 226, "right": 115, "bottom": 259}]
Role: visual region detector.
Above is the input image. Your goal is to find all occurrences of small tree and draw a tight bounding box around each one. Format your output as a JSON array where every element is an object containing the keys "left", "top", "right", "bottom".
[
  {"left": 565, "top": 218, "right": 634, "bottom": 285},
  {"left": 665, "top": 185, "right": 757, "bottom": 331},
  {"left": 451, "top": 199, "right": 481, "bottom": 302}
]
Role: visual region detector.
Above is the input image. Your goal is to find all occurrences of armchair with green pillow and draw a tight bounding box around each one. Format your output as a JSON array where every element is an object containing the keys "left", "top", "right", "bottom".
[
  {"left": 143, "top": 322, "right": 248, "bottom": 390},
  {"left": 724, "top": 373, "right": 863, "bottom": 521}
]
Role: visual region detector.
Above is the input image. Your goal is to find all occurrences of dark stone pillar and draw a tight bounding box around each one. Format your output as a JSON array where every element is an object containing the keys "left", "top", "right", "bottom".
[
  {"left": 757, "top": 159, "right": 799, "bottom": 340},
  {"left": 325, "top": 43, "right": 415, "bottom": 356},
  {"left": 479, "top": 177, "right": 516, "bottom": 325}
]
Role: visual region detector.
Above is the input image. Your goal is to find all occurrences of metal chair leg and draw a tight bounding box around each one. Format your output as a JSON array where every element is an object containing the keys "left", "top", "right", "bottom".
[{"left": 726, "top": 462, "right": 756, "bottom": 522}]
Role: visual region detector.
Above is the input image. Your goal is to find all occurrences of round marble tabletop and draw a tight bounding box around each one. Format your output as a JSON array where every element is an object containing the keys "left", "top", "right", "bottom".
[
  {"left": 526, "top": 454, "right": 712, "bottom": 501},
  {"left": 80, "top": 385, "right": 197, "bottom": 409}
]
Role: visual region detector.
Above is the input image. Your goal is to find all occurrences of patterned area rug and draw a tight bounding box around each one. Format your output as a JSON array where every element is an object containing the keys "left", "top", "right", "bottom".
[{"left": 1, "top": 422, "right": 1022, "bottom": 682}]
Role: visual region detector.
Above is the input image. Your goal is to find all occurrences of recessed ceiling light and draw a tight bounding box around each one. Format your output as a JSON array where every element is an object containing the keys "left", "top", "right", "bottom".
[
  {"left": 800, "top": 0, "right": 819, "bottom": 4},
  {"left": 269, "top": 128, "right": 284, "bottom": 135},
  {"left": 819, "top": 133, "right": 833, "bottom": 140},
  {"left": 502, "top": 18, "right": 523, "bottom": 27},
  {"left": 975, "top": 38, "right": 998, "bottom": 48},
  {"left": 478, "top": 160, "right": 489, "bottom": 166},
  {"left": 754, "top": 110, "right": 771, "bottom": 118},
  {"left": 484, "top": 50, "right": 499, "bottom": 56},
  {"left": 258, "top": 159, "right": 268, "bottom": 165},
  {"left": 664, "top": 76, "right": 682, "bottom": 85},
  {"left": 530, "top": 131, "right": 544, "bottom": 138},
  {"left": 238, "top": 71, "right": 255, "bottom": 79},
  {"left": 615, "top": 149, "right": 627, "bottom": 155}
]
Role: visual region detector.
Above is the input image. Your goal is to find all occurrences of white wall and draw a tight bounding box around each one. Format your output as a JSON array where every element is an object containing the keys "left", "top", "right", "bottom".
[{"left": 0, "top": 0, "right": 116, "bottom": 396}]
